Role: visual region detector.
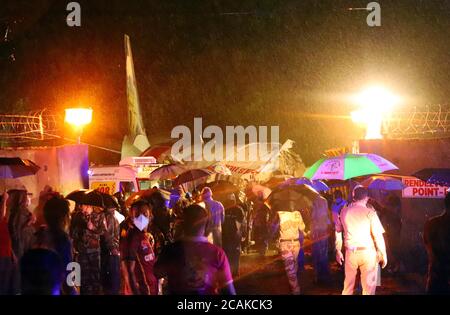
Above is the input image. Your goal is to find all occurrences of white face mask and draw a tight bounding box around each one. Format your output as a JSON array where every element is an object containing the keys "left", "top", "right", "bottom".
[{"left": 133, "top": 214, "right": 149, "bottom": 231}]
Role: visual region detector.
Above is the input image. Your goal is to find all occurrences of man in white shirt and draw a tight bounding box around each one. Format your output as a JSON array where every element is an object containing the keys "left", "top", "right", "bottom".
[{"left": 335, "top": 186, "right": 387, "bottom": 295}]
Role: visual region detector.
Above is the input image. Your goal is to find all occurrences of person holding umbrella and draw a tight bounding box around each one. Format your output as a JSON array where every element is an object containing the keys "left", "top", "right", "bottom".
[{"left": 70, "top": 196, "right": 107, "bottom": 295}]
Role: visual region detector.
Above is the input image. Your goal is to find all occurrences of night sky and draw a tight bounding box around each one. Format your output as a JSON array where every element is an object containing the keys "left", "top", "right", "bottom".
[{"left": 1, "top": 0, "right": 449, "bottom": 165}]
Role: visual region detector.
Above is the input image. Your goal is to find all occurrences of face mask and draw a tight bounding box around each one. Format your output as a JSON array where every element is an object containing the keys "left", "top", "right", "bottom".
[{"left": 133, "top": 214, "right": 149, "bottom": 231}]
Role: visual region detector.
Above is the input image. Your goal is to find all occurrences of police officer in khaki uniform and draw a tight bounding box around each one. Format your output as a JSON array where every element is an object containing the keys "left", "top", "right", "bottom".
[
  {"left": 335, "top": 186, "right": 387, "bottom": 295},
  {"left": 272, "top": 208, "right": 305, "bottom": 295}
]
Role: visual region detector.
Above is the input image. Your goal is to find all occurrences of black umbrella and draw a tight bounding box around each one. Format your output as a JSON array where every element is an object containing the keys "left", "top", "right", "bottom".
[
  {"left": 66, "top": 189, "right": 119, "bottom": 209},
  {"left": 85, "top": 190, "right": 120, "bottom": 209},
  {"left": 266, "top": 184, "right": 319, "bottom": 212},
  {"left": 0, "top": 157, "right": 40, "bottom": 178},
  {"left": 172, "top": 168, "right": 213, "bottom": 187},
  {"left": 413, "top": 168, "right": 450, "bottom": 187},
  {"left": 65, "top": 189, "right": 90, "bottom": 204}
]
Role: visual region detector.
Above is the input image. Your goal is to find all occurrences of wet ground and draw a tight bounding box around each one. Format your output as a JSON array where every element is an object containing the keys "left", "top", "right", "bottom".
[{"left": 234, "top": 249, "right": 426, "bottom": 295}]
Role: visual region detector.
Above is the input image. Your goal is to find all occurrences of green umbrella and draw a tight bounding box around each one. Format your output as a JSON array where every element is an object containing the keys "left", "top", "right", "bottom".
[{"left": 304, "top": 153, "right": 398, "bottom": 181}]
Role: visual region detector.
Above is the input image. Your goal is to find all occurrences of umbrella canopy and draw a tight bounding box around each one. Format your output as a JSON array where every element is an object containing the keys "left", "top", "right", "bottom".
[
  {"left": 245, "top": 184, "right": 272, "bottom": 201},
  {"left": 304, "top": 153, "right": 398, "bottom": 181},
  {"left": 67, "top": 189, "right": 119, "bottom": 209},
  {"left": 266, "top": 184, "right": 319, "bottom": 212},
  {"left": 208, "top": 163, "right": 232, "bottom": 176},
  {"left": 412, "top": 168, "right": 450, "bottom": 187},
  {"left": 263, "top": 174, "right": 294, "bottom": 189},
  {"left": 125, "top": 188, "right": 171, "bottom": 208},
  {"left": 0, "top": 157, "right": 40, "bottom": 178},
  {"left": 65, "top": 189, "right": 91, "bottom": 204},
  {"left": 172, "top": 168, "right": 213, "bottom": 187},
  {"left": 361, "top": 175, "right": 405, "bottom": 190},
  {"left": 281, "top": 177, "right": 330, "bottom": 192},
  {"left": 149, "top": 164, "right": 186, "bottom": 180}
]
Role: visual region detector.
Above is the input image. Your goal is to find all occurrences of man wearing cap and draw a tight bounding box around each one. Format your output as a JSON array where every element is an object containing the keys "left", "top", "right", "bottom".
[
  {"left": 201, "top": 187, "right": 225, "bottom": 247},
  {"left": 335, "top": 186, "right": 387, "bottom": 295}
]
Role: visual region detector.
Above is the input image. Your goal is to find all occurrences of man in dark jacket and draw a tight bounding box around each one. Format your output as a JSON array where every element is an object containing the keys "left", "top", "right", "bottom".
[
  {"left": 423, "top": 190, "right": 450, "bottom": 294},
  {"left": 222, "top": 194, "right": 245, "bottom": 277},
  {"left": 101, "top": 205, "right": 121, "bottom": 295}
]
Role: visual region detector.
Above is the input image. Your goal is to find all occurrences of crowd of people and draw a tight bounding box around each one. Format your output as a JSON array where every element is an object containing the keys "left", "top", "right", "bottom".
[{"left": 0, "top": 182, "right": 448, "bottom": 295}]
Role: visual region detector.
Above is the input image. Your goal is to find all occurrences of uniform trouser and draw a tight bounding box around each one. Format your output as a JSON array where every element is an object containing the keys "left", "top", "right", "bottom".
[
  {"left": 342, "top": 249, "right": 378, "bottom": 295},
  {"left": 101, "top": 254, "right": 121, "bottom": 295},
  {"left": 312, "top": 238, "right": 330, "bottom": 282},
  {"left": 279, "top": 240, "right": 301, "bottom": 295},
  {"left": 297, "top": 232, "right": 305, "bottom": 272},
  {"left": 79, "top": 252, "right": 102, "bottom": 295}
]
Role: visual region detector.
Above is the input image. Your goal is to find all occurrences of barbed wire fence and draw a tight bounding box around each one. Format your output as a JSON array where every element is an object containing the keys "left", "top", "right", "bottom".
[{"left": 383, "top": 104, "right": 450, "bottom": 139}]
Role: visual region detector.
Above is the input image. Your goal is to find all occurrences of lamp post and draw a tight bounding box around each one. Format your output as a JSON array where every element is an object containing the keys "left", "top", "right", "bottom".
[
  {"left": 350, "top": 86, "right": 400, "bottom": 140},
  {"left": 65, "top": 108, "right": 93, "bottom": 144}
]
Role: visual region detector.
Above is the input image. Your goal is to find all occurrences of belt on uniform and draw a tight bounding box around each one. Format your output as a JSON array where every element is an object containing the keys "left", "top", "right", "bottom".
[
  {"left": 280, "top": 238, "right": 299, "bottom": 242},
  {"left": 346, "top": 247, "right": 374, "bottom": 252}
]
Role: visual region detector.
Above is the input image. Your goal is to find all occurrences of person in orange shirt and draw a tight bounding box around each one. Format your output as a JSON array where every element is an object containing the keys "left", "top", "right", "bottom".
[{"left": 335, "top": 186, "right": 387, "bottom": 295}]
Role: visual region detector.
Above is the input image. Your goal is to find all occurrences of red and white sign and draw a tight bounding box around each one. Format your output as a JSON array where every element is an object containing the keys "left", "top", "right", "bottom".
[{"left": 402, "top": 178, "right": 449, "bottom": 199}]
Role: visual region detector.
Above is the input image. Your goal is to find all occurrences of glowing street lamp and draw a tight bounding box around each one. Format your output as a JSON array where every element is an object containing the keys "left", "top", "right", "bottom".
[
  {"left": 350, "top": 86, "right": 400, "bottom": 139},
  {"left": 65, "top": 108, "right": 93, "bottom": 144}
]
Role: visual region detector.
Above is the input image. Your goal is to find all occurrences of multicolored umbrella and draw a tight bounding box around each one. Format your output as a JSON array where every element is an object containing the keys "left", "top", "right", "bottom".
[
  {"left": 303, "top": 153, "right": 398, "bottom": 181},
  {"left": 0, "top": 157, "right": 40, "bottom": 178},
  {"left": 149, "top": 164, "right": 186, "bottom": 180},
  {"left": 412, "top": 168, "right": 450, "bottom": 187}
]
